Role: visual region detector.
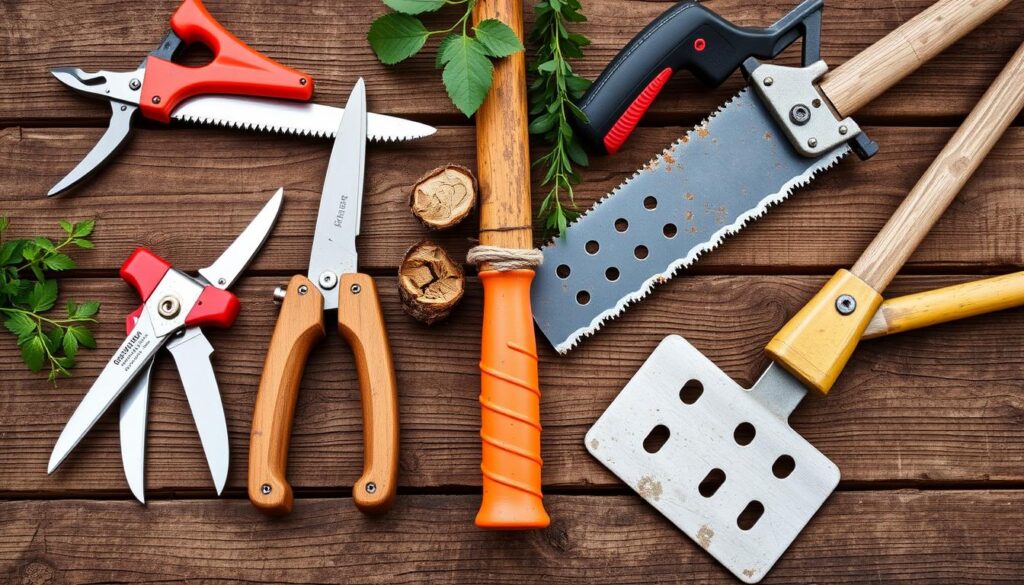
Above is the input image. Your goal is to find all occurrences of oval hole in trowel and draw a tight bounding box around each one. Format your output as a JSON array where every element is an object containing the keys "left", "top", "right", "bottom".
[
  {"left": 737, "top": 500, "right": 765, "bottom": 530},
  {"left": 643, "top": 424, "right": 671, "bottom": 453},
  {"left": 680, "top": 380, "right": 703, "bottom": 404},
  {"left": 698, "top": 468, "right": 726, "bottom": 498}
]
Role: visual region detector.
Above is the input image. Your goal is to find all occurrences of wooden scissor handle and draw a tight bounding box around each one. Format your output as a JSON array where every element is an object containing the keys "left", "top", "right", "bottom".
[
  {"left": 337, "top": 274, "right": 399, "bottom": 514},
  {"left": 248, "top": 275, "right": 325, "bottom": 515}
]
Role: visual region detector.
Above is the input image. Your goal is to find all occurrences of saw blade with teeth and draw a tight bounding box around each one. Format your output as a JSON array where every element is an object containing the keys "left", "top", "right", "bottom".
[
  {"left": 170, "top": 95, "right": 436, "bottom": 142},
  {"left": 532, "top": 88, "right": 849, "bottom": 354}
]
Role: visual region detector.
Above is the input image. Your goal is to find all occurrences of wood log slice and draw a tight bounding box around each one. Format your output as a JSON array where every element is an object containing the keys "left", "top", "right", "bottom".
[
  {"left": 409, "top": 165, "right": 478, "bottom": 230},
  {"left": 397, "top": 241, "right": 465, "bottom": 325}
]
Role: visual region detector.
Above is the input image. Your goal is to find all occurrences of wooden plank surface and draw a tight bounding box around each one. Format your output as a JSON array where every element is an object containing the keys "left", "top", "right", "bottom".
[
  {"left": 2, "top": 492, "right": 1023, "bottom": 584},
  {"left": 3, "top": 0, "right": 1024, "bottom": 582}
]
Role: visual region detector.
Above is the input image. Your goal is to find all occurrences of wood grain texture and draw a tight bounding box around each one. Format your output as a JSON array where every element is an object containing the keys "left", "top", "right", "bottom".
[
  {"left": 4, "top": 126, "right": 1024, "bottom": 272},
  {"left": 2, "top": 1, "right": 1023, "bottom": 124},
  {"left": 337, "top": 273, "right": 399, "bottom": 514},
  {"left": 3, "top": 274, "right": 1022, "bottom": 496},
  {"left": 821, "top": 0, "right": 1014, "bottom": 116},
  {"left": 1, "top": 492, "right": 1023, "bottom": 583},
  {"left": 248, "top": 275, "right": 325, "bottom": 515}
]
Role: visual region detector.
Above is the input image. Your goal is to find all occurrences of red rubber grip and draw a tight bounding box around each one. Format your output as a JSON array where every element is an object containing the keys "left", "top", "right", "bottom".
[
  {"left": 120, "top": 248, "right": 172, "bottom": 301},
  {"left": 603, "top": 67, "right": 674, "bottom": 154},
  {"left": 185, "top": 286, "right": 240, "bottom": 328},
  {"left": 140, "top": 0, "right": 314, "bottom": 122}
]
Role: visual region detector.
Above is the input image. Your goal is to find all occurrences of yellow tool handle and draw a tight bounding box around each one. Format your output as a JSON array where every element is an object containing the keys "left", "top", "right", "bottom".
[
  {"left": 248, "top": 275, "right": 326, "bottom": 515},
  {"left": 820, "top": 0, "right": 1012, "bottom": 117},
  {"left": 337, "top": 274, "right": 400, "bottom": 514},
  {"left": 862, "top": 272, "right": 1024, "bottom": 339}
]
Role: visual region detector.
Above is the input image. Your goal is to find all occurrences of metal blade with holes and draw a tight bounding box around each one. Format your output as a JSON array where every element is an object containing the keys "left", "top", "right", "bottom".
[
  {"left": 533, "top": 90, "right": 849, "bottom": 353},
  {"left": 171, "top": 95, "right": 433, "bottom": 142},
  {"left": 586, "top": 335, "right": 839, "bottom": 583}
]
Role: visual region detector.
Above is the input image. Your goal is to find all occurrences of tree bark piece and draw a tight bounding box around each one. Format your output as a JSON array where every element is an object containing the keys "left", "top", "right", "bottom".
[
  {"left": 398, "top": 241, "right": 465, "bottom": 325},
  {"left": 409, "top": 165, "right": 477, "bottom": 230}
]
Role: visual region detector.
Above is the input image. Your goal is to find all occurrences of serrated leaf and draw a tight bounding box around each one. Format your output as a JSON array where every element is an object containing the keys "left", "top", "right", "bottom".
[
  {"left": 43, "top": 252, "right": 76, "bottom": 271},
  {"left": 368, "top": 13, "right": 429, "bottom": 65},
  {"left": 4, "top": 313, "right": 36, "bottom": 342},
  {"left": 63, "top": 329, "right": 78, "bottom": 358},
  {"left": 72, "top": 300, "right": 100, "bottom": 319},
  {"left": 71, "top": 238, "right": 95, "bottom": 249},
  {"left": 60, "top": 219, "right": 73, "bottom": 234},
  {"left": 435, "top": 33, "right": 460, "bottom": 68},
  {"left": 72, "top": 219, "right": 95, "bottom": 238},
  {"left": 32, "top": 237, "right": 55, "bottom": 252},
  {"left": 383, "top": 0, "right": 446, "bottom": 14},
  {"left": 474, "top": 19, "right": 523, "bottom": 59},
  {"left": 536, "top": 60, "right": 556, "bottom": 73},
  {"left": 28, "top": 280, "right": 58, "bottom": 312},
  {"left": 45, "top": 326, "right": 64, "bottom": 353},
  {"left": 21, "top": 336, "right": 45, "bottom": 372},
  {"left": 69, "top": 325, "right": 96, "bottom": 349},
  {"left": 441, "top": 37, "right": 493, "bottom": 117},
  {"left": 0, "top": 240, "right": 21, "bottom": 266}
]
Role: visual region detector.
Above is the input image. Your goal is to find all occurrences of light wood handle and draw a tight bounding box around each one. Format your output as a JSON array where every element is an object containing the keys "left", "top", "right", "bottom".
[
  {"left": 338, "top": 273, "right": 399, "bottom": 514},
  {"left": 248, "top": 275, "right": 325, "bottom": 515},
  {"left": 863, "top": 272, "right": 1024, "bottom": 339},
  {"left": 820, "top": 0, "right": 1011, "bottom": 117},
  {"left": 850, "top": 40, "right": 1024, "bottom": 291}
]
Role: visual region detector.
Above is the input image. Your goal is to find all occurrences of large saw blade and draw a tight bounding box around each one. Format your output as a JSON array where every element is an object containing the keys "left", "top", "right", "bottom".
[
  {"left": 170, "top": 95, "right": 435, "bottom": 142},
  {"left": 533, "top": 89, "right": 849, "bottom": 353}
]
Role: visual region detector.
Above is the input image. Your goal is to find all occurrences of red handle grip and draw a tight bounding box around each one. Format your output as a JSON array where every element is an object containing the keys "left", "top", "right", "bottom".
[
  {"left": 603, "top": 67, "right": 673, "bottom": 154},
  {"left": 120, "top": 248, "right": 172, "bottom": 301},
  {"left": 476, "top": 270, "right": 550, "bottom": 529},
  {"left": 185, "top": 285, "right": 239, "bottom": 328},
  {"left": 140, "top": 0, "right": 314, "bottom": 122}
]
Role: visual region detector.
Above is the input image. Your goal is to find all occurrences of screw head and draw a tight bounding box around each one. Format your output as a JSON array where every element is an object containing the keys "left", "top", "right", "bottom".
[
  {"left": 298, "top": 285, "right": 309, "bottom": 295},
  {"left": 763, "top": 77, "right": 774, "bottom": 87},
  {"left": 319, "top": 271, "right": 338, "bottom": 290},
  {"left": 157, "top": 295, "right": 181, "bottom": 318},
  {"left": 789, "top": 104, "right": 811, "bottom": 125},
  {"left": 261, "top": 484, "right": 272, "bottom": 495},
  {"left": 151, "top": 96, "right": 161, "bottom": 104},
  {"left": 365, "top": 482, "right": 377, "bottom": 494},
  {"left": 835, "top": 294, "right": 857, "bottom": 315},
  {"left": 839, "top": 125, "right": 849, "bottom": 135},
  {"left": 350, "top": 284, "right": 362, "bottom": 294},
  {"left": 807, "top": 137, "right": 818, "bottom": 148},
  {"left": 129, "top": 78, "right": 141, "bottom": 90},
  {"left": 300, "top": 77, "right": 308, "bottom": 86}
]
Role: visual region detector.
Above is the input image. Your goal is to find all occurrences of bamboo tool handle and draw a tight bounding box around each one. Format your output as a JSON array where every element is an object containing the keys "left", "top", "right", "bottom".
[
  {"left": 862, "top": 272, "right": 1024, "bottom": 339},
  {"left": 337, "top": 274, "right": 399, "bottom": 514},
  {"left": 852, "top": 40, "right": 1024, "bottom": 291},
  {"left": 472, "top": 0, "right": 549, "bottom": 529},
  {"left": 820, "top": 0, "right": 1011, "bottom": 117},
  {"left": 248, "top": 275, "right": 325, "bottom": 515}
]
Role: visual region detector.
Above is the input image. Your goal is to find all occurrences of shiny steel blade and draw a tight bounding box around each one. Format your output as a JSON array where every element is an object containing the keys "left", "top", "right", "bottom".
[
  {"left": 49, "top": 310, "right": 166, "bottom": 473},
  {"left": 533, "top": 89, "right": 850, "bottom": 353},
  {"left": 308, "top": 78, "right": 366, "bottom": 311},
  {"left": 197, "top": 188, "right": 284, "bottom": 290},
  {"left": 48, "top": 101, "right": 137, "bottom": 197},
  {"left": 170, "top": 94, "right": 433, "bottom": 143},
  {"left": 168, "top": 328, "right": 229, "bottom": 495},
  {"left": 119, "top": 359, "right": 153, "bottom": 504}
]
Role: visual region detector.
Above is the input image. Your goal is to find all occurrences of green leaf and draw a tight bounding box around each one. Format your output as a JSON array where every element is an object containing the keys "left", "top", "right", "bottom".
[
  {"left": 72, "top": 300, "right": 100, "bottom": 319},
  {"left": 45, "top": 326, "right": 64, "bottom": 353},
  {"left": 528, "top": 111, "right": 557, "bottom": 135},
  {"left": 20, "top": 336, "right": 45, "bottom": 372},
  {"left": 473, "top": 19, "right": 524, "bottom": 59},
  {"left": 71, "top": 238, "right": 95, "bottom": 249},
  {"left": 28, "top": 280, "right": 58, "bottom": 312},
  {"left": 59, "top": 219, "right": 73, "bottom": 235},
  {"left": 0, "top": 240, "right": 22, "bottom": 266},
  {"left": 68, "top": 325, "right": 96, "bottom": 349},
  {"left": 72, "top": 220, "right": 95, "bottom": 238},
  {"left": 382, "top": 0, "right": 446, "bottom": 15},
  {"left": 368, "top": 13, "right": 429, "bottom": 65},
  {"left": 0, "top": 216, "right": 8, "bottom": 233},
  {"left": 435, "top": 33, "right": 460, "bottom": 68},
  {"left": 536, "top": 60, "right": 557, "bottom": 73},
  {"left": 43, "top": 252, "right": 76, "bottom": 271},
  {"left": 63, "top": 328, "right": 79, "bottom": 358},
  {"left": 4, "top": 313, "right": 36, "bottom": 343},
  {"left": 32, "top": 237, "right": 55, "bottom": 252},
  {"left": 442, "top": 37, "right": 494, "bottom": 117}
]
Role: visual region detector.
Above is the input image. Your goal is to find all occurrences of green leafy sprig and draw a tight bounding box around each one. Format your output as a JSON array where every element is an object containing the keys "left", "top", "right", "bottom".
[
  {"left": 368, "top": 0, "right": 524, "bottom": 116},
  {"left": 528, "top": 0, "right": 590, "bottom": 238},
  {"left": 1, "top": 217, "right": 99, "bottom": 383}
]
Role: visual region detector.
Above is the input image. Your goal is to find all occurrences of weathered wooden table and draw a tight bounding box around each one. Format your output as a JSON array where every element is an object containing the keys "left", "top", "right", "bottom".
[{"left": 2, "top": 1, "right": 1024, "bottom": 582}]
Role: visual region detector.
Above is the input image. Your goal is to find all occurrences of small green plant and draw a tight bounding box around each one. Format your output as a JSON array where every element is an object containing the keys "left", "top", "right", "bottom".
[
  {"left": 0, "top": 217, "right": 99, "bottom": 383},
  {"left": 368, "top": 0, "right": 524, "bottom": 117},
  {"left": 528, "top": 0, "right": 590, "bottom": 237}
]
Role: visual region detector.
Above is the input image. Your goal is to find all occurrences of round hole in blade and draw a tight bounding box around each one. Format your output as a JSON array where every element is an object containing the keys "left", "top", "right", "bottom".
[
  {"left": 605, "top": 267, "right": 619, "bottom": 282},
  {"left": 643, "top": 196, "right": 657, "bottom": 210},
  {"left": 556, "top": 264, "right": 571, "bottom": 279},
  {"left": 773, "top": 455, "right": 796, "bottom": 479},
  {"left": 576, "top": 290, "right": 591, "bottom": 305},
  {"left": 734, "top": 422, "right": 756, "bottom": 446},
  {"left": 663, "top": 223, "right": 677, "bottom": 238},
  {"left": 585, "top": 240, "right": 600, "bottom": 255},
  {"left": 615, "top": 218, "right": 629, "bottom": 232},
  {"left": 634, "top": 245, "right": 649, "bottom": 260},
  {"left": 680, "top": 380, "right": 703, "bottom": 404}
]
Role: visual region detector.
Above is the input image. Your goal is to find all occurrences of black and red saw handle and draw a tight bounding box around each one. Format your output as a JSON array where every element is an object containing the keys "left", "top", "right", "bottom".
[
  {"left": 575, "top": 0, "right": 823, "bottom": 154},
  {"left": 140, "top": 0, "right": 314, "bottom": 122}
]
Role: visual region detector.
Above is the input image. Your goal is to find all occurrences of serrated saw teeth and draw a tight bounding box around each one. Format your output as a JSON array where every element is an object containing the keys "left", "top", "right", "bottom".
[{"left": 532, "top": 89, "right": 850, "bottom": 353}]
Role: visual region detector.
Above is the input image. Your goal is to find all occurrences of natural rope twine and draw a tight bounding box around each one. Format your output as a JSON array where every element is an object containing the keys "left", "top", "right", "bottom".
[{"left": 467, "top": 245, "right": 543, "bottom": 271}]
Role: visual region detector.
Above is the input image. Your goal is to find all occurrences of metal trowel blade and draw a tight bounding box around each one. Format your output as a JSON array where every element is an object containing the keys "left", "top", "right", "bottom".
[{"left": 586, "top": 335, "right": 839, "bottom": 583}]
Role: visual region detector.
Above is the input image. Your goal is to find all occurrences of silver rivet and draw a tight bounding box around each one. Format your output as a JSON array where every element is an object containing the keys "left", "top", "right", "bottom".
[
  {"left": 763, "top": 77, "right": 774, "bottom": 87},
  {"left": 365, "top": 482, "right": 376, "bottom": 494},
  {"left": 152, "top": 96, "right": 161, "bottom": 104},
  {"left": 807, "top": 137, "right": 818, "bottom": 148},
  {"left": 789, "top": 104, "right": 811, "bottom": 125},
  {"left": 835, "top": 294, "right": 857, "bottom": 315},
  {"left": 350, "top": 284, "right": 361, "bottom": 294},
  {"left": 300, "top": 78, "right": 308, "bottom": 86},
  {"left": 261, "top": 484, "right": 272, "bottom": 495},
  {"left": 319, "top": 271, "right": 338, "bottom": 290},
  {"left": 217, "top": 278, "right": 226, "bottom": 286},
  {"left": 298, "top": 285, "right": 309, "bottom": 295},
  {"left": 839, "top": 125, "right": 849, "bottom": 135},
  {"left": 157, "top": 295, "right": 181, "bottom": 318},
  {"left": 129, "top": 78, "right": 141, "bottom": 90}
]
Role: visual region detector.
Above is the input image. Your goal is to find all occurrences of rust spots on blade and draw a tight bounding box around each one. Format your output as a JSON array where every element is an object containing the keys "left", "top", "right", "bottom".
[
  {"left": 764, "top": 131, "right": 772, "bottom": 141},
  {"left": 637, "top": 475, "right": 663, "bottom": 501},
  {"left": 696, "top": 524, "right": 714, "bottom": 549}
]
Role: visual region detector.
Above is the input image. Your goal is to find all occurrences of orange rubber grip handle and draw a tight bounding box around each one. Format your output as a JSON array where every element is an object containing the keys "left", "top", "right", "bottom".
[
  {"left": 140, "top": 0, "right": 313, "bottom": 122},
  {"left": 476, "top": 269, "right": 550, "bottom": 529}
]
